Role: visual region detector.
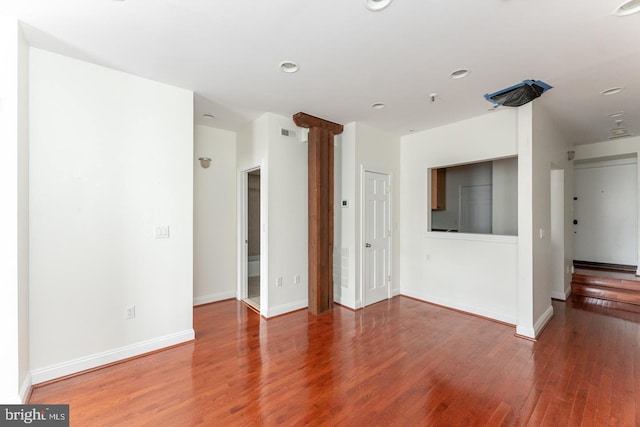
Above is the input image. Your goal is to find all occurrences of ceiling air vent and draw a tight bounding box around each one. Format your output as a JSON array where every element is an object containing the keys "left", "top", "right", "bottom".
[{"left": 484, "top": 80, "right": 552, "bottom": 108}]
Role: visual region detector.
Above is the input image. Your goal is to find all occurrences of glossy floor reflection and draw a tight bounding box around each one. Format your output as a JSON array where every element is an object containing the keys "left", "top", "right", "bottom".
[{"left": 30, "top": 296, "right": 640, "bottom": 426}]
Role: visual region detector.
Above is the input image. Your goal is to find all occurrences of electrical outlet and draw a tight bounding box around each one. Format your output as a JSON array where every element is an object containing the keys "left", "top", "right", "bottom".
[
  {"left": 277, "top": 277, "right": 283, "bottom": 287},
  {"left": 125, "top": 305, "right": 136, "bottom": 320}
]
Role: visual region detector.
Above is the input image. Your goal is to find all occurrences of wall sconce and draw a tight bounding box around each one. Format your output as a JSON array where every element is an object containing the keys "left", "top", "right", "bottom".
[{"left": 198, "top": 157, "right": 212, "bottom": 169}]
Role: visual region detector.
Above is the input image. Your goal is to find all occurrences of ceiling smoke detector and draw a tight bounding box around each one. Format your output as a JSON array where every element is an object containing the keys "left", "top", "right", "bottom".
[
  {"left": 364, "top": 0, "right": 392, "bottom": 11},
  {"left": 615, "top": 0, "right": 640, "bottom": 16},
  {"left": 608, "top": 111, "right": 625, "bottom": 118}
]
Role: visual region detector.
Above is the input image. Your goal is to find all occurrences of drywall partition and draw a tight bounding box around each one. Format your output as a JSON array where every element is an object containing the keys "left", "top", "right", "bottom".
[
  {"left": 236, "top": 114, "right": 269, "bottom": 312},
  {"left": 194, "top": 125, "right": 237, "bottom": 305},
  {"left": 574, "top": 136, "right": 640, "bottom": 273},
  {"left": 236, "top": 113, "right": 308, "bottom": 317},
  {"left": 265, "top": 114, "right": 308, "bottom": 316},
  {"left": 400, "top": 109, "right": 520, "bottom": 324},
  {"left": 29, "top": 49, "right": 194, "bottom": 383},
  {"left": 336, "top": 123, "right": 357, "bottom": 308},
  {"left": 523, "top": 101, "right": 574, "bottom": 337},
  {"left": 0, "top": 15, "right": 30, "bottom": 404},
  {"left": 335, "top": 122, "right": 400, "bottom": 309}
]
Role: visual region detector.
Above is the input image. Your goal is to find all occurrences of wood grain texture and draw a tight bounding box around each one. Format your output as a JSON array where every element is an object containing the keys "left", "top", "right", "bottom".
[
  {"left": 302, "top": 111, "right": 341, "bottom": 316},
  {"left": 572, "top": 269, "right": 640, "bottom": 306},
  {"left": 30, "top": 296, "right": 640, "bottom": 426}
]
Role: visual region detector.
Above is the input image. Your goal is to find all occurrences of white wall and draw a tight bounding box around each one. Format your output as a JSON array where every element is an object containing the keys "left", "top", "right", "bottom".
[
  {"left": 194, "top": 125, "right": 237, "bottom": 305},
  {"left": 29, "top": 49, "right": 194, "bottom": 383},
  {"left": 401, "top": 109, "right": 520, "bottom": 324},
  {"left": 337, "top": 122, "right": 401, "bottom": 308},
  {"left": 236, "top": 113, "right": 308, "bottom": 317},
  {"left": 522, "top": 101, "right": 573, "bottom": 336},
  {"left": 574, "top": 136, "right": 640, "bottom": 272},
  {"left": 265, "top": 114, "right": 308, "bottom": 316},
  {"left": 0, "top": 15, "right": 30, "bottom": 404}
]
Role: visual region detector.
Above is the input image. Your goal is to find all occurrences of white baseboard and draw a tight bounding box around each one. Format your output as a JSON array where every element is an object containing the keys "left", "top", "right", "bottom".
[
  {"left": 264, "top": 299, "right": 307, "bottom": 318},
  {"left": 401, "top": 289, "right": 518, "bottom": 325},
  {"left": 551, "top": 286, "right": 571, "bottom": 301},
  {"left": 193, "top": 291, "right": 235, "bottom": 306},
  {"left": 335, "top": 294, "right": 357, "bottom": 310},
  {"left": 19, "top": 372, "right": 32, "bottom": 403},
  {"left": 517, "top": 305, "right": 554, "bottom": 339},
  {"left": 534, "top": 305, "right": 554, "bottom": 336},
  {"left": 30, "top": 329, "right": 195, "bottom": 385}
]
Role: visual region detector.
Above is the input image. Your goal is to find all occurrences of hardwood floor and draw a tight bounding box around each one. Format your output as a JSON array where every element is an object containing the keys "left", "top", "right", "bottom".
[{"left": 30, "top": 296, "right": 640, "bottom": 426}]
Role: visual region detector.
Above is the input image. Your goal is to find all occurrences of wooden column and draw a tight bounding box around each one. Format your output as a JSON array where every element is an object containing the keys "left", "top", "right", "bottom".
[{"left": 293, "top": 112, "right": 343, "bottom": 315}]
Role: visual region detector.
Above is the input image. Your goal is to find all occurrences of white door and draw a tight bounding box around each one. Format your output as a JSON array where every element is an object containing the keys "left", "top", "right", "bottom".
[
  {"left": 364, "top": 171, "right": 391, "bottom": 306},
  {"left": 574, "top": 159, "right": 638, "bottom": 266}
]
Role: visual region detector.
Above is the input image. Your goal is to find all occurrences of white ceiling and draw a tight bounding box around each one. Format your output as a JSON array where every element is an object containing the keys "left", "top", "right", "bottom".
[{"left": 2, "top": 0, "right": 639, "bottom": 145}]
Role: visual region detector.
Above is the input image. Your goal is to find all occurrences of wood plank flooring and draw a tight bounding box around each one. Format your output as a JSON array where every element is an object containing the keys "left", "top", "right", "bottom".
[{"left": 30, "top": 296, "right": 640, "bottom": 426}]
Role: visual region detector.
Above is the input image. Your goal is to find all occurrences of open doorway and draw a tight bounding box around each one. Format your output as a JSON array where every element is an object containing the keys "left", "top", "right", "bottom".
[{"left": 245, "top": 168, "right": 261, "bottom": 310}]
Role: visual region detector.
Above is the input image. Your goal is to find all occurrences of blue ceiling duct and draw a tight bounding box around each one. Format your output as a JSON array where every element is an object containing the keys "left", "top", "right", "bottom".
[{"left": 484, "top": 79, "right": 553, "bottom": 108}]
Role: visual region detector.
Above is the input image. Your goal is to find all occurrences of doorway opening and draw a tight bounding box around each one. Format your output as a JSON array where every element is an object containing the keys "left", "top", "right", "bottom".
[{"left": 245, "top": 168, "right": 261, "bottom": 310}]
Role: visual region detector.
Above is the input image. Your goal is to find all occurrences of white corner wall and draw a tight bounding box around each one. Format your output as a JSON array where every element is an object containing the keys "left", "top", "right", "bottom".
[
  {"left": 236, "top": 113, "right": 308, "bottom": 317},
  {"left": 265, "top": 114, "right": 308, "bottom": 316},
  {"left": 194, "top": 125, "right": 237, "bottom": 305},
  {"left": 516, "top": 101, "right": 573, "bottom": 338},
  {"left": 0, "top": 15, "right": 30, "bottom": 404},
  {"left": 29, "top": 48, "right": 194, "bottom": 383},
  {"left": 400, "top": 109, "right": 520, "bottom": 324},
  {"left": 336, "top": 122, "right": 401, "bottom": 309}
]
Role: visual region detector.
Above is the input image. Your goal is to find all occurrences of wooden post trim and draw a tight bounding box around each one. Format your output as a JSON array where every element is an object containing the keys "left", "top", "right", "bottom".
[{"left": 293, "top": 112, "right": 343, "bottom": 315}]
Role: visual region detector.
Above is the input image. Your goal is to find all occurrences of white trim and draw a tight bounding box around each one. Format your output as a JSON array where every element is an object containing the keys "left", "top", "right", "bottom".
[
  {"left": 534, "top": 305, "right": 554, "bottom": 336},
  {"left": 551, "top": 285, "right": 571, "bottom": 301},
  {"left": 264, "top": 299, "right": 307, "bottom": 318},
  {"left": 401, "top": 289, "right": 517, "bottom": 325},
  {"left": 19, "top": 373, "right": 32, "bottom": 403},
  {"left": 425, "top": 231, "right": 518, "bottom": 244},
  {"left": 30, "top": 329, "right": 195, "bottom": 385},
  {"left": 516, "top": 305, "right": 554, "bottom": 339},
  {"left": 335, "top": 294, "right": 357, "bottom": 310},
  {"left": 193, "top": 291, "right": 236, "bottom": 306}
]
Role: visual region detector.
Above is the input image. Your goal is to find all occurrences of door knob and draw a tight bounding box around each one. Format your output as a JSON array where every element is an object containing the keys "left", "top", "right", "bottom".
[{"left": 365, "top": 243, "right": 372, "bottom": 248}]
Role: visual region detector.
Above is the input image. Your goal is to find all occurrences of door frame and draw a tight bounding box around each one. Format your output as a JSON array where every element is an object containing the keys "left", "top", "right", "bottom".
[
  {"left": 238, "top": 165, "right": 262, "bottom": 305},
  {"left": 359, "top": 166, "right": 393, "bottom": 308}
]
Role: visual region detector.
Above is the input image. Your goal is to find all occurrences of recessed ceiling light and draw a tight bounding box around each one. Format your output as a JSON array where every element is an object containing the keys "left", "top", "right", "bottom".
[
  {"left": 450, "top": 69, "right": 470, "bottom": 79},
  {"left": 611, "top": 128, "right": 628, "bottom": 136},
  {"left": 371, "top": 102, "right": 385, "bottom": 109},
  {"left": 615, "top": 0, "right": 640, "bottom": 16},
  {"left": 279, "top": 61, "right": 299, "bottom": 73},
  {"left": 202, "top": 113, "right": 216, "bottom": 119},
  {"left": 608, "top": 111, "right": 625, "bottom": 118},
  {"left": 609, "top": 133, "right": 633, "bottom": 140},
  {"left": 600, "top": 87, "right": 624, "bottom": 96},
  {"left": 364, "top": 0, "right": 392, "bottom": 11}
]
